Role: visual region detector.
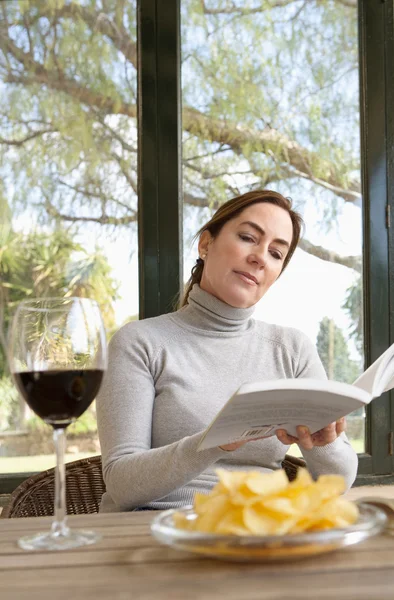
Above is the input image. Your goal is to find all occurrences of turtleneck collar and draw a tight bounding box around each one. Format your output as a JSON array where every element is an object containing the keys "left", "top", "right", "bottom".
[{"left": 176, "top": 284, "right": 255, "bottom": 333}]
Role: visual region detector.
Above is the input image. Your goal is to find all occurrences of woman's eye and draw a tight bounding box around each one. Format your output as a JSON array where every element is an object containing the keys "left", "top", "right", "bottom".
[
  {"left": 270, "top": 250, "right": 282, "bottom": 260},
  {"left": 239, "top": 234, "right": 255, "bottom": 243}
]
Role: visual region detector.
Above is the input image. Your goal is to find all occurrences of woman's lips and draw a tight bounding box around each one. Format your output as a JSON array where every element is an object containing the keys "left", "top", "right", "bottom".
[{"left": 234, "top": 271, "right": 258, "bottom": 286}]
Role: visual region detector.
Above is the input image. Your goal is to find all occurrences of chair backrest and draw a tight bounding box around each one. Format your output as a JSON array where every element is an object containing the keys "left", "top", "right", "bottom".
[
  {"left": 281, "top": 454, "right": 306, "bottom": 482},
  {"left": 1, "top": 453, "right": 305, "bottom": 518},
  {"left": 1, "top": 455, "right": 105, "bottom": 518}
]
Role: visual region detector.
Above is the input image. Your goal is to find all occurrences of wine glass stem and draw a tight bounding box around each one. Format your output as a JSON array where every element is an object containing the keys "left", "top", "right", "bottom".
[{"left": 52, "top": 427, "right": 69, "bottom": 537}]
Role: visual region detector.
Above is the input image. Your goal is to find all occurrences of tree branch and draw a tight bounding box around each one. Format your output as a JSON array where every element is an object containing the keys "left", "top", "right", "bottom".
[
  {"left": 183, "top": 108, "right": 360, "bottom": 202},
  {"left": 4, "top": 70, "right": 137, "bottom": 119},
  {"left": 275, "top": 162, "right": 361, "bottom": 201},
  {"left": 201, "top": 0, "right": 356, "bottom": 15},
  {"left": 298, "top": 238, "right": 361, "bottom": 272},
  {"left": 95, "top": 113, "right": 137, "bottom": 153},
  {"left": 44, "top": 196, "right": 136, "bottom": 226},
  {"left": 111, "top": 153, "right": 138, "bottom": 194},
  {"left": 183, "top": 160, "right": 254, "bottom": 180},
  {"left": 335, "top": 0, "right": 356, "bottom": 6},
  {"left": 201, "top": 0, "right": 298, "bottom": 14},
  {"left": 183, "top": 192, "right": 212, "bottom": 208},
  {"left": 0, "top": 25, "right": 136, "bottom": 117},
  {"left": 0, "top": 128, "right": 55, "bottom": 146},
  {"left": 58, "top": 178, "right": 135, "bottom": 214},
  {"left": 9, "top": 3, "right": 137, "bottom": 67},
  {"left": 184, "top": 159, "right": 296, "bottom": 188},
  {"left": 57, "top": 179, "right": 120, "bottom": 207},
  {"left": 0, "top": 23, "right": 359, "bottom": 202}
]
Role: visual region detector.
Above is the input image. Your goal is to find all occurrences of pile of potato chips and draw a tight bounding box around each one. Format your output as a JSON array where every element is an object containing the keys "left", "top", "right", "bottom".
[{"left": 174, "top": 468, "right": 359, "bottom": 536}]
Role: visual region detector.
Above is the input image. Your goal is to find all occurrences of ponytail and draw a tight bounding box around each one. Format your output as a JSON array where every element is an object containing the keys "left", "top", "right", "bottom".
[{"left": 179, "top": 258, "right": 204, "bottom": 308}]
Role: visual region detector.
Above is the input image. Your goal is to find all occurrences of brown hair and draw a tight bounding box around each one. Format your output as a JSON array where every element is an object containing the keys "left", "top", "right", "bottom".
[{"left": 180, "top": 190, "right": 304, "bottom": 308}]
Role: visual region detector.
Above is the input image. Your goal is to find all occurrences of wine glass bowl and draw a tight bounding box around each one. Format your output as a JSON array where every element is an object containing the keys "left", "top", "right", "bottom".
[{"left": 9, "top": 297, "right": 107, "bottom": 551}]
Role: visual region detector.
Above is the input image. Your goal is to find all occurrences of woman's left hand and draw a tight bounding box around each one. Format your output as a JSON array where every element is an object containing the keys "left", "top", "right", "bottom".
[{"left": 276, "top": 418, "right": 346, "bottom": 450}]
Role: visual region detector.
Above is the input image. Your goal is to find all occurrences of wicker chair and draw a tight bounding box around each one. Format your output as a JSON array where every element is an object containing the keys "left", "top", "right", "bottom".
[
  {"left": 1, "top": 455, "right": 105, "bottom": 519},
  {"left": 281, "top": 454, "right": 306, "bottom": 482},
  {"left": 1, "top": 453, "right": 306, "bottom": 518}
]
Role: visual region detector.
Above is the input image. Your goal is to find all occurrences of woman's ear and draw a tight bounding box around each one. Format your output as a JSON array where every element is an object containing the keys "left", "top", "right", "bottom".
[{"left": 198, "top": 230, "right": 213, "bottom": 258}]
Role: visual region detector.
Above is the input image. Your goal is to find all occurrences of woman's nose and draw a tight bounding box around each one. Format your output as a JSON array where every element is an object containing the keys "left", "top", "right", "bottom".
[{"left": 248, "top": 249, "right": 266, "bottom": 267}]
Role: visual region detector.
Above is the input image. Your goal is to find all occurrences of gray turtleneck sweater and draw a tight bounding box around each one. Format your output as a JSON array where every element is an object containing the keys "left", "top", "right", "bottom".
[{"left": 97, "top": 285, "right": 358, "bottom": 512}]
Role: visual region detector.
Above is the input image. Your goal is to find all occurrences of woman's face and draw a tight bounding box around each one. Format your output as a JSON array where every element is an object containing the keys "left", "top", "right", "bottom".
[{"left": 198, "top": 202, "right": 293, "bottom": 308}]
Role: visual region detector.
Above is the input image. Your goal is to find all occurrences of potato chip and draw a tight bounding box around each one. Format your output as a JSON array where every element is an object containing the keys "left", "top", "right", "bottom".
[
  {"left": 193, "top": 492, "right": 212, "bottom": 514},
  {"left": 173, "top": 511, "right": 192, "bottom": 530},
  {"left": 244, "top": 469, "right": 288, "bottom": 496},
  {"left": 192, "top": 493, "right": 230, "bottom": 533},
  {"left": 258, "top": 496, "right": 300, "bottom": 517},
  {"left": 215, "top": 506, "right": 249, "bottom": 535},
  {"left": 175, "top": 467, "right": 359, "bottom": 536},
  {"left": 215, "top": 469, "right": 249, "bottom": 494},
  {"left": 288, "top": 468, "right": 314, "bottom": 490},
  {"left": 243, "top": 505, "right": 297, "bottom": 535},
  {"left": 332, "top": 497, "right": 360, "bottom": 523},
  {"left": 314, "top": 474, "right": 346, "bottom": 499}
]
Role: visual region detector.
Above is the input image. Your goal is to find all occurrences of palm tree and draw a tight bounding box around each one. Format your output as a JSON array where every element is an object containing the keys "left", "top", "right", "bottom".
[{"left": 0, "top": 204, "right": 119, "bottom": 429}]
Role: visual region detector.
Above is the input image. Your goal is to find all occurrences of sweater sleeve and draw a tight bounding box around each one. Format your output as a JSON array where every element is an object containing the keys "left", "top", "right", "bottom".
[
  {"left": 294, "top": 333, "right": 358, "bottom": 490},
  {"left": 96, "top": 325, "right": 227, "bottom": 511}
]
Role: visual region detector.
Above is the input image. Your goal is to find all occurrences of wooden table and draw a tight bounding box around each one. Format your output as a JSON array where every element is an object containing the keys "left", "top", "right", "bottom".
[{"left": 1, "top": 510, "right": 394, "bottom": 600}]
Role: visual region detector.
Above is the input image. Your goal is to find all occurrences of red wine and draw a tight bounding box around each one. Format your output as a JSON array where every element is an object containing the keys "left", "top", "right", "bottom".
[{"left": 13, "top": 370, "right": 104, "bottom": 428}]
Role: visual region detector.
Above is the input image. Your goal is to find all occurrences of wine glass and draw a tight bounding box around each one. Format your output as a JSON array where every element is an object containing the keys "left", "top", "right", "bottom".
[{"left": 9, "top": 297, "right": 107, "bottom": 551}]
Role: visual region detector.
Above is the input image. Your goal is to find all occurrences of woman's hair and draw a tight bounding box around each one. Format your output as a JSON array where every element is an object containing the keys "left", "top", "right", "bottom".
[{"left": 180, "top": 190, "right": 304, "bottom": 308}]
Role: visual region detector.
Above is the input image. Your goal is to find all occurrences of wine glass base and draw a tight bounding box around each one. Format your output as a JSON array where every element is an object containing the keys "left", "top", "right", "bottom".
[{"left": 18, "top": 529, "right": 101, "bottom": 551}]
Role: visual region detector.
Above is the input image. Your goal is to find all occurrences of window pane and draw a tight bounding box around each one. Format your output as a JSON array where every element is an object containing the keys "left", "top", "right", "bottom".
[
  {"left": 0, "top": 0, "right": 138, "bottom": 473},
  {"left": 181, "top": 1, "right": 364, "bottom": 453}
]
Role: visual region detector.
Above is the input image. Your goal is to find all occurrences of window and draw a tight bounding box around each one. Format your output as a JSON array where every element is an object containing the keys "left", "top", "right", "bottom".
[
  {"left": 0, "top": 0, "right": 138, "bottom": 477},
  {"left": 1, "top": 0, "right": 393, "bottom": 493},
  {"left": 181, "top": 1, "right": 364, "bottom": 454}
]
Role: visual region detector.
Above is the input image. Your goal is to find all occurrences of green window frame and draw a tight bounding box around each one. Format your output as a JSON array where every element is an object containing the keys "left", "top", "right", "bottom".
[{"left": 356, "top": 0, "right": 394, "bottom": 484}]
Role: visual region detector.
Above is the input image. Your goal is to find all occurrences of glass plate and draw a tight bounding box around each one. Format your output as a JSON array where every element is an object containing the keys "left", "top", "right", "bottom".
[{"left": 150, "top": 502, "right": 387, "bottom": 562}]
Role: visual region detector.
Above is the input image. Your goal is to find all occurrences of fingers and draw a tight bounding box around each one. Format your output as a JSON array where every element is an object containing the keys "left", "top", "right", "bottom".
[
  {"left": 296, "top": 425, "right": 314, "bottom": 450},
  {"left": 336, "top": 417, "right": 346, "bottom": 435},
  {"left": 273, "top": 420, "right": 346, "bottom": 450},
  {"left": 311, "top": 422, "right": 337, "bottom": 446},
  {"left": 276, "top": 429, "right": 297, "bottom": 446},
  {"left": 277, "top": 421, "right": 343, "bottom": 450}
]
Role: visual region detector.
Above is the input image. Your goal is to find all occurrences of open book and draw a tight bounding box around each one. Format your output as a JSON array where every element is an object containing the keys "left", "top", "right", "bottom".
[{"left": 197, "top": 343, "right": 394, "bottom": 451}]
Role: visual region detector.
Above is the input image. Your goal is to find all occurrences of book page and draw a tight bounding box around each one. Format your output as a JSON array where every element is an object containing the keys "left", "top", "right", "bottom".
[
  {"left": 197, "top": 381, "right": 369, "bottom": 451},
  {"left": 352, "top": 343, "right": 394, "bottom": 397}
]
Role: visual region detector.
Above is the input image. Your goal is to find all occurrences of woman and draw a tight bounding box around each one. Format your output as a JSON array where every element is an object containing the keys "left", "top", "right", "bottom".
[{"left": 97, "top": 190, "right": 358, "bottom": 512}]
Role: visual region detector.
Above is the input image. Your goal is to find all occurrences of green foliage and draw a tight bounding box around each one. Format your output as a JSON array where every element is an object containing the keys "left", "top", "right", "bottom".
[
  {"left": 0, "top": 227, "right": 119, "bottom": 346},
  {"left": 0, "top": 223, "right": 119, "bottom": 430},
  {"left": 25, "top": 406, "right": 97, "bottom": 436},
  {"left": 68, "top": 408, "right": 98, "bottom": 436},
  {"left": 342, "top": 276, "right": 363, "bottom": 355},
  {"left": 0, "top": 0, "right": 358, "bottom": 226},
  {"left": 316, "top": 316, "right": 361, "bottom": 384},
  {"left": 0, "top": 376, "right": 19, "bottom": 431}
]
